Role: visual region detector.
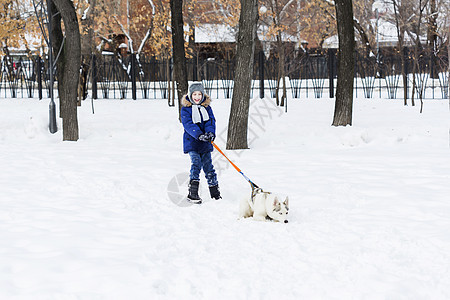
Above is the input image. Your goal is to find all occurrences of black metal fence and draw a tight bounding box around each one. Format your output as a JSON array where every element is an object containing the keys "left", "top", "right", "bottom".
[{"left": 1, "top": 48, "right": 449, "bottom": 100}]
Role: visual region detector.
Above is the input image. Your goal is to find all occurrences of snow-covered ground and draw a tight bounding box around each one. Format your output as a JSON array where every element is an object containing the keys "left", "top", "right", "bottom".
[{"left": 1, "top": 97, "right": 450, "bottom": 299}]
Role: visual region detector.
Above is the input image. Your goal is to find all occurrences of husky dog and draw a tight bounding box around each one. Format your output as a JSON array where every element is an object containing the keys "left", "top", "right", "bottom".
[{"left": 239, "top": 189, "right": 289, "bottom": 223}]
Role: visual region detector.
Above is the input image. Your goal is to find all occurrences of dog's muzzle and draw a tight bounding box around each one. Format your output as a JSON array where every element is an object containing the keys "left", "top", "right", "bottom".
[{"left": 284, "top": 220, "right": 288, "bottom": 223}]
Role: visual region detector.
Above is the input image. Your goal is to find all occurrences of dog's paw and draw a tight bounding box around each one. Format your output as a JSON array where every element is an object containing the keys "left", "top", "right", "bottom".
[{"left": 253, "top": 215, "right": 267, "bottom": 222}]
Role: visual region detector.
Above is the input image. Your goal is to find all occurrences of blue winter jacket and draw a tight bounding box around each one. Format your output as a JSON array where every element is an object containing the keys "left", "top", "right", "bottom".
[{"left": 181, "top": 95, "right": 216, "bottom": 154}]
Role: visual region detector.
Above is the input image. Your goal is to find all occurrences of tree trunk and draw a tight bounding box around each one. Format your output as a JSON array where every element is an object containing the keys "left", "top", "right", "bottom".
[
  {"left": 402, "top": 47, "right": 408, "bottom": 106},
  {"left": 49, "top": 0, "right": 63, "bottom": 117},
  {"left": 392, "top": 2, "right": 408, "bottom": 106},
  {"left": 332, "top": 0, "right": 355, "bottom": 127},
  {"left": 411, "top": 59, "right": 416, "bottom": 107},
  {"left": 276, "top": 34, "right": 286, "bottom": 107},
  {"left": 166, "top": 55, "right": 173, "bottom": 106},
  {"left": 428, "top": 0, "right": 438, "bottom": 79},
  {"left": 170, "top": 0, "right": 188, "bottom": 118},
  {"left": 51, "top": 0, "right": 81, "bottom": 141},
  {"left": 227, "top": 0, "right": 258, "bottom": 150}
]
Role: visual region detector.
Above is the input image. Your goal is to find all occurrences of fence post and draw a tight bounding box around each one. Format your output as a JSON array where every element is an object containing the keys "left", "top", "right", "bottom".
[
  {"left": 131, "top": 53, "right": 137, "bottom": 100},
  {"left": 403, "top": 47, "right": 408, "bottom": 99},
  {"left": 259, "top": 50, "right": 264, "bottom": 98},
  {"left": 328, "top": 48, "right": 335, "bottom": 98},
  {"left": 37, "top": 56, "right": 43, "bottom": 100},
  {"left": 91, "top": 54, "right": 98, "bottom": 100}
]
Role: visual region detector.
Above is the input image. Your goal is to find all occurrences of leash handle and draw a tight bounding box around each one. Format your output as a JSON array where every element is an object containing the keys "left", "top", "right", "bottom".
[{"left": 211, "top": 141, "right": 259, "bottom": 190}]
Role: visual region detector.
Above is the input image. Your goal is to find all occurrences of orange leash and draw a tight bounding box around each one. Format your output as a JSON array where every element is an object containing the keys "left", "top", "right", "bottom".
[{"left": 211, "top": 141, "right": 259, "bottom": 189}]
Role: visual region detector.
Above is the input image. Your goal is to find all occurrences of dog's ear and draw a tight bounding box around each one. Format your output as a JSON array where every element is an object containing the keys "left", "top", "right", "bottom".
[
  {"left": 273, "top": 196, "right": 279, "bottom": 206},
  {"left": 283, "top": 196, "right": 289, "bottom": 206}
]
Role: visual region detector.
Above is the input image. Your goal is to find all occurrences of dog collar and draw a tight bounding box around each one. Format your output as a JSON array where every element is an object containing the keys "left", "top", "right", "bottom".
[{"left": 250, "top": 188, "right": 271, "bottom": 204}]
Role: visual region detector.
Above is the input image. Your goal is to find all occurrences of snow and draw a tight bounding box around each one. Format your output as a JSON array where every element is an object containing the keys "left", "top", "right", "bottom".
[
  {"left": 194, "top": 24, "right": 236, "bottom": 43},
  {"left": 194, "top": 24, "right": 298, "bottom": 44},
  {"left": 323, "top": 19, "right": 426, "bottom": 49},
  {"left": 1, "top": 96, "right": 450, "bottom": 299}
]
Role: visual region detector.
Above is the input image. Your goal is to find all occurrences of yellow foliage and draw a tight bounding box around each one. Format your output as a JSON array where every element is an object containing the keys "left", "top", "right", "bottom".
[
  {"left": 1, "top": 0, "right": 345, "bottom": 58},
  {"left": 0, "top": 0, "right": 39, "bottom": 55},
  {"left": 300, "top": 0, "right": 336, "bottom": 48}
]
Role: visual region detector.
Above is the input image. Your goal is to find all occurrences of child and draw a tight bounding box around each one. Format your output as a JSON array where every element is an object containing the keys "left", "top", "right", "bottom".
[{"left": 181, "top": 82, "right": 221, "bottom": 204}]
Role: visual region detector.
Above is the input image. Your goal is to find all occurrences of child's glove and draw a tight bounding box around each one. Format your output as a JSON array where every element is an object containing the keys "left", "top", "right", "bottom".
[
  {"left": 206, "top": 132, "right": 215, "bottom": 141},
  {"left": 198, "top": 134, "right": 210, "bottom": 142}
]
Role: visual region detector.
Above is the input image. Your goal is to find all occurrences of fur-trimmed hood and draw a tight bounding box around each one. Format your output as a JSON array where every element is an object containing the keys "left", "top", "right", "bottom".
[
  {"left": 182, "top": 94, "right": 211, "bottom": 107},
  {"left": 180, "top": 94, "right": 216, "bottom": 154}
]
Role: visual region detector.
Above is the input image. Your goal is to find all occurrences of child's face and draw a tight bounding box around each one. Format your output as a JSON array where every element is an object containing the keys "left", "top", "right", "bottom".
[{"left": 191, "top": 91, "right": 203, "bottom": 104}]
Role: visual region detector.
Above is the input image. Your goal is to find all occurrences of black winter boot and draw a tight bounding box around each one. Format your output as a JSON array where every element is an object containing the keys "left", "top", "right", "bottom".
[
  {"left": 187, "top": 179, "right": 202, "bottom": 204},
  {"left": 209, "top": 184, "right": 222, "bottom": 200}
]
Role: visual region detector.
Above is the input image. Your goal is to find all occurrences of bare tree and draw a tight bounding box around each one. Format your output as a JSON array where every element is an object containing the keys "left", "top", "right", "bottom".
[
  {"left": 407, "top": 0, "right": 429, "bottom": 111},
  {"left": 227, "top": 0, "right": 259, "bottom": 150},
  {"left": 389, "top": 0, "right": 410, "bottom": 105},
  {"left": 50, "top": 0, "right": 81, "bottom": 141},
  {"left": 262, "top": 0, "right": 297, "bottom": 107},
  {"left": 332, "top": 0, "right": 355, "bottom": 126}
]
